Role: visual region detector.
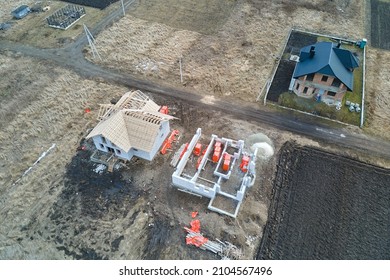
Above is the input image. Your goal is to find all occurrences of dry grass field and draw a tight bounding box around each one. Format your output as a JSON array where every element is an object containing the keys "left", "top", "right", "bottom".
[
  {"left": 364, "top": 48, "right": 390, "bottom": 140},
  {"left": 0, "top": 52, "right": 127, "bottom": 258},
  {"left": 88, "top": 0, "right": 365, "bottom": 103},
  {"left": 1, "top": 0, "right": 389, "bottom": 260},
  {"left": 1, "top": 51, "right": 350, "bottom": 260},
  {"left": 86, "top": 0, "right": 390, "bottom": 140},
  {"left": 0, "top": 0, "right": 119, "bottom": 48}
]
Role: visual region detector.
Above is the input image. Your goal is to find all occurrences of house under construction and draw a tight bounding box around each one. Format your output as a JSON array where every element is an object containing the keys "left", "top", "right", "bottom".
[
  {"left": 46, "top": 4, "right": 86, "bottom": 30},
  {"left": 172, "top": 128, "right": 258, "bottom": 218},
  {"left": 86, "top": 90, "right": 174, "bottom": 162}
]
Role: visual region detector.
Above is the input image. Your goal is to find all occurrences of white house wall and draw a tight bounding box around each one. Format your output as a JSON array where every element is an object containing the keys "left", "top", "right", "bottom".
[
  {"left": 92, "top": 135, "right": 133, "bottom": 161},
  {"left": 134, "top": 121, "right": 170, "bottom": 161},
  {"left": 91, "top": 121, "right": 170, "bottom": 162}
]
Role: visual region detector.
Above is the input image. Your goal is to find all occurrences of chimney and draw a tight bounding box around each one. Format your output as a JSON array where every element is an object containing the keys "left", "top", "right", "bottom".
[
  {"left": 336, "top": 40, "right": 341, "bottom": 48},
  {"left": 309, "top": 46, "right": 315, "bottom": 58}
]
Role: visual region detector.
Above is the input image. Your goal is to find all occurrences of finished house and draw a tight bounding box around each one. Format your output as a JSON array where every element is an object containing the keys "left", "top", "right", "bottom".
[
  {"left": 290, "top": 41, "right": 359, "bottom": 105},
  {"left": 86, "top": 90, "right": 174, "bottom": 161}
]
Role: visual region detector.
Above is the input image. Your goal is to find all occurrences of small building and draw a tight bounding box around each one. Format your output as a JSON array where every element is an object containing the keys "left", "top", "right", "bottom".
[
  {"left": 11, "top": 5, "right": 31, "bottom": 19},
  {"left": 86, "top": 90, "right": 174, "bottom": 161},
  {"left": 291, "top": 41, "right": 359, "bottom": 105}
]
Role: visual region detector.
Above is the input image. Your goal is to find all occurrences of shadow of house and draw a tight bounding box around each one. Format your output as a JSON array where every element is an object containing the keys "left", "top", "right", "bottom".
[
  {"left": 290, "top": 42, "right": 359, "bottom": 106},
  {"left": 11, "top": 5, "right": 31, "bottom": 19},
  {"left": 86, "top": 90, "right": 175, "bottom": 162}
]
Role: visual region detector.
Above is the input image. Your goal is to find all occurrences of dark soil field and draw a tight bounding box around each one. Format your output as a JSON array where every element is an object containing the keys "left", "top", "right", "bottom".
[
  {"left": 266, "top": 60, "right": 296, "bottom": 102},
  {"left": 61, "top": 0, "right": 119, "bottom": 9},
  {"left": 371, "top": 0, "right": 390, "bottom": 50},
  {"left": 266, "top": 31, "right": 317, "bottom": 102},
  {"left": 257, "top": 142, "right": 390, "bottom": 260}
]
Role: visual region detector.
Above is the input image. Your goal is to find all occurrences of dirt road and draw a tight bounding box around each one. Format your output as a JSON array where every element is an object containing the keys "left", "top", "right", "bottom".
[{"left": 1, "top": 39, "right": 390, "bottom": 164}]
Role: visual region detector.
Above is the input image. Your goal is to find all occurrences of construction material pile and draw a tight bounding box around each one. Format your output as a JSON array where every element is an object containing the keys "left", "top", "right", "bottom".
[{"left": 184, "top": 214, "right": 242, "bottom": 259}]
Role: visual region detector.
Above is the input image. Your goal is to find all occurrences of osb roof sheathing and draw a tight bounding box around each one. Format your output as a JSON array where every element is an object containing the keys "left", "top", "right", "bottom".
[{"left": 87, "top": 91, "right": 174, "bottom": 152}]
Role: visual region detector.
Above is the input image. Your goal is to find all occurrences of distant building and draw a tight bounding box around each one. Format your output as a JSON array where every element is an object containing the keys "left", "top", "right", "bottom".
[
  {"left": 11, "top": 5, "right": 31, "bottom": 19},
  {"left": 291, "top": 41, "right": 359, "bottom": 105},
  {"left": 86, "top": 90, "right": 174, "bottom": 161}
]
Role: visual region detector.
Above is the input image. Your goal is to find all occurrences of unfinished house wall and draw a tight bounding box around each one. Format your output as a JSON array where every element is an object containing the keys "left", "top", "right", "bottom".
[
  {"left": 132, "top": 121, "right": 171, "bottom": 161},
  {"left": 171, "top": 128, "right": 264, "bottom": 218},
  {"left": 293, "top": 73, "right": 348, "bottom": 105},
  {"left": 92, "top": 135, "right": 134, "bottom": 161}
]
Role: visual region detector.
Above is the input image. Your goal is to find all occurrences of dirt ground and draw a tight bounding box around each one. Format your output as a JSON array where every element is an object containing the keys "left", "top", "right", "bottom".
[
  {"left": 0, "top": 51, "right": 325, "bottom": 259},
  {"left": 1, "top": 0, "right": 390, "bottom": 261},
  {"left": 0, "top": 52, "right": 127, "bottom": 259},
  {"left": 258, "top": 142, "right": 390, "bottom": 259}
]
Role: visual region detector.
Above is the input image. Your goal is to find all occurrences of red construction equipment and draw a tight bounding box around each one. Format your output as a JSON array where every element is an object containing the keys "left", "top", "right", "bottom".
[
  {"left": 184, "top": 220, "right": 208, "bottom": 248},
  {"left": 222, "top": 153, "right": 231, "bottom": 171},
  {"left": 160, "top": 130, "right": 180, "bottom": 154},
  {"left": 159, "top": 106, "right": 169, "bottom": 114},
  {"left": 190, "top": 220, "right": 201, "bottom": 233},
  {"left": 193, "top": 143, "right": 202, "bottom": 156},
  {"left": 185, "top": 235, "right": 209, "bottom": 247},
  {"left": 240, "top": 155, "right": 250, "bottom": 172},
  {"left": 212, "top": 141, "right": 222, "bottom": 163}
]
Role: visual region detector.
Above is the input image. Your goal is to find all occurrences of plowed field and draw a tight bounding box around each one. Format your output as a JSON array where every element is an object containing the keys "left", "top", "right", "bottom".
[{"left": 257, "top": 142, "right": 390, "bottom": 259}]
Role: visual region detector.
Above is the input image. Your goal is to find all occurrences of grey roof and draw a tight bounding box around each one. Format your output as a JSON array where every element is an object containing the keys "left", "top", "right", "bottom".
[{"left": 293, "top": 42, "right": 359, "bottom": 91}]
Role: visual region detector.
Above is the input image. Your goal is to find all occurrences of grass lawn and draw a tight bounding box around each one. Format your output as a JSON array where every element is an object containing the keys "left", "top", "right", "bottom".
[{"left": 278, "top": 92, "right": 360, "bottom": 126}]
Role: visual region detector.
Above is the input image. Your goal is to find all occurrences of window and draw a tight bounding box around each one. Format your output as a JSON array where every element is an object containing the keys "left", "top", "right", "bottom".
[
  {"left": 296, "top": 83, "right": 300, "bottom": 91},
  {"left": 116, "top": 149, "right": 121, "bottom": 155},
  {"left": 101, "top": 136, "right": 106, "bottom": 144},
  {"left": 303, "top": 87, "right": 308, "bottom": 94},
  {"left": 306, "top": 73, "right": 314, "bottom": 81},
  {"left": 327, "top": 91, "right": 337, "bottom": 97},
  {"left": 321, "top": 75, "right": 328, "bottom": 82},
  {"left": 100, "top": 144, "right": 104, "bottom": 149},
  {"left": 331, "top": 78, "right": 341, "bottom": 87}
]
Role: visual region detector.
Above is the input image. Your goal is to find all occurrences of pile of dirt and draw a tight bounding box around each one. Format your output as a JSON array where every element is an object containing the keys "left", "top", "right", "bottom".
[{"left": 258, "top": 141, "right": 390, "bottom": 259}]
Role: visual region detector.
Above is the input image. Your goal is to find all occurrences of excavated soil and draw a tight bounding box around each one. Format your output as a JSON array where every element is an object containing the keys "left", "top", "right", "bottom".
[{"left": 257, "top": 142, "right": 390, "bottom": 260}]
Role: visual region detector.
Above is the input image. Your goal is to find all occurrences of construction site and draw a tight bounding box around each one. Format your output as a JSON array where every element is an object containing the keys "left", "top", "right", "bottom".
[{"left": 1, "top": 0, "right": 390, "bottom": 261}]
